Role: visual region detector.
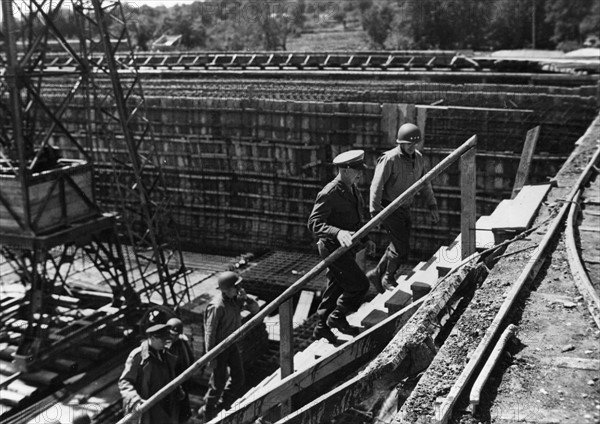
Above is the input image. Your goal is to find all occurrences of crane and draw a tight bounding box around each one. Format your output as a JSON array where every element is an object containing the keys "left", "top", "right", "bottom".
[{"left": 0, "top": 0, "right": 190, "bottom": 370}]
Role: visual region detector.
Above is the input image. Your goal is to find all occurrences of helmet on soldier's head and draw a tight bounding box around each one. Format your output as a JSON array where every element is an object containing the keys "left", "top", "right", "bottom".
[
  {"left": 396, "top": 123, "right": 421, "bottom": 144},
  {"left": 167, "top": 317, "right": 183, "bottom": 335},
  {"left": 217, "top": 271, "right": 242, "bottom": 290}
]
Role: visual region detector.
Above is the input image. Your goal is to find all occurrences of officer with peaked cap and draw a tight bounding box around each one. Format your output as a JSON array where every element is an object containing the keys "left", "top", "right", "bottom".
[
  {"left": 119, "top": 323, "right": 181, "bottom": 424},
  {"left": 307, "top": 150, "right": 373, "bottom": 345},
  {"left": 199, "top": 271, "right": 259, "bottom": 421},
  {"left": 368, "top": 123, "right": 439, "bottom": 292}
]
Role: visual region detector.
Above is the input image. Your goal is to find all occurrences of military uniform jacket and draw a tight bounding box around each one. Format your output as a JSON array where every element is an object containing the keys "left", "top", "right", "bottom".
[
  {"left": 204, "top": 293, "right": 259, "bottom": 352},
  {"left": 308, "top": 175, "right": 365, "bottom": 246},
  {"left": 118, "top": 340, "right": 180, "bottom": 424},
  {"left": 369, "top": 147, "right": 436, "bottom": 215}
]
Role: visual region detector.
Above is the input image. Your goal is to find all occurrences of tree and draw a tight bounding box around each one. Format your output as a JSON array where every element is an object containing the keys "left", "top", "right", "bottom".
[
  {"left": 362, "top": 3, "right": 394, "bottom": 48},
  {"left": 580, "top": 1, "right": 600, "bottom": 40},
  {"left": 545, "top": 0, "right": 595, "bottom": 45}
]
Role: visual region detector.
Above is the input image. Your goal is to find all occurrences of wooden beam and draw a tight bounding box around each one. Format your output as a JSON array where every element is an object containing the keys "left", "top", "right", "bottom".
[
  {"left": 292, "top": 291, "right": 314, "bottom": 327},
  {"left": 511, "top": 126, "right": 540, "bottom": 199},
  {"left": 461, "top": 148, "right": 477, "bottom": 259},
  {"left": 469, "top": 324, "right": 516, "bottom": 414},
  {"left": 215, "top": 299, "right": 423, "bottom": 424},
  {"left": 416, "top": 107, "right": 427, "bottom": 152},
  {"left": 279, "top": 299, "right": 294, "bottom": 415},
  {"left": 275, "top": 262, "right": 485, "bottom": 424},
  {"left": 381, "top": 103, "right": 399, "bottom": 145}
]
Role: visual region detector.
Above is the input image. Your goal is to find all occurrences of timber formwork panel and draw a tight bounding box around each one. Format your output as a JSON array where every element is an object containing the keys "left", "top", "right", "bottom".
[{"left": 37, "top": 87, "right": 597, "bottom": 256}]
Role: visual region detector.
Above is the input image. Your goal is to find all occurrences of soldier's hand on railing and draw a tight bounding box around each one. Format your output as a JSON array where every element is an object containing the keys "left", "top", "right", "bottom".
[{"left": 336, "top": 230, "right": 354, "bottom": 247}]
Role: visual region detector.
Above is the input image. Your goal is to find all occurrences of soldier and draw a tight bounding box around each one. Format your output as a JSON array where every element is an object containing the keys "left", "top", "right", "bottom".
[
  {"left": 166, "top": 317, "right": 194, "bottom": 423},
  {"left": 199, "top": 271, "right": 260, "bottom": 421},
  {"left": 369, "top": 123, "right": 440, "bottom": 291},
  {"left": 119, "top": 323, "right": 182, "bottom": 424},
  {"left": 308, "top": 149, "right": 374, "bottom": 345}
]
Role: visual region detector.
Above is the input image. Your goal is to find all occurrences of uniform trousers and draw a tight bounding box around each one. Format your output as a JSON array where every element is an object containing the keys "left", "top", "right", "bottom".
[
  {"left": 375, "top": 204, "right": 412, "bottom": 279},
  {"left": 204, "top": 345, "right": 245, "bottom": 413},
  {"left": 316, "top": 240, "right": 370, "bottom": 321}
]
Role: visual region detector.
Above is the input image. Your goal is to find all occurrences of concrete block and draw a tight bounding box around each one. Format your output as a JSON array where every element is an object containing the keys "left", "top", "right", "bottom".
[
  {"left": 361, "top": 309, "right": 388, "bottom": 329},
  {"left": 411, "top": 281, "right": 431, "bottom": 301},
  {"left": 385, "top": 289, "right": 412, "bottom": 314}
]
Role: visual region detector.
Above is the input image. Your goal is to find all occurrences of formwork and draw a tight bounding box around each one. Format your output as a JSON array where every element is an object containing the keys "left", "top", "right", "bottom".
[{"left": 41, "top": 78, "right": 597, "bottom": 258}]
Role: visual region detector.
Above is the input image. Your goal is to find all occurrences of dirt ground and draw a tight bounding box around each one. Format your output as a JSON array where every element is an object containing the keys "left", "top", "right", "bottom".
[{"left": 452, "top": 234, "right": 600, "bottom": 424}]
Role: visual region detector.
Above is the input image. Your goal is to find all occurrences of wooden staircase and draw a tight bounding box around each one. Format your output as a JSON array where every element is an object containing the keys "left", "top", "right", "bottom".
[{"left": 208, "top": 184, "right": 551, "bottom": 424}]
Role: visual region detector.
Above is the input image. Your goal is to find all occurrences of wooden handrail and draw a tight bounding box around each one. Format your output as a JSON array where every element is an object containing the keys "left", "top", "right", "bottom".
[{"left": 116, "top": 134, "right": 477, "bottom": 424}]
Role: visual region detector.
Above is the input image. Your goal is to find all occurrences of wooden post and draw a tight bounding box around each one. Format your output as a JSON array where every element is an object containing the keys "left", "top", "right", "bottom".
[
  {"left": 461, "top": 147, "right": 476, "bottom": 259},
  {"left": 511, "top": 126, "right": 540, "bottom": 199},
  {"left": 398, "top": 103, "right": 416, "bottom": 127},
  {"left": 381, "top": 103, "right": 399, "bottom": 145},
  {"left": 279, "top": 299, "right": 294, "bottom": 414},
  {"left": 416, "top": 106, "right": 427, "bottom": 152}
]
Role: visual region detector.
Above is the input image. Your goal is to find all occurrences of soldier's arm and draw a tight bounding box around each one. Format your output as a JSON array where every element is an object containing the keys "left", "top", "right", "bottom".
[
  {"left": 370, "top": 155, "right": 392, "bottom": 216},
  {"left": 204, "top": 304, "right": 222, "bottom": 352},
  {"left": 118, "top": 350, "right": 144, "bottom": 407}
]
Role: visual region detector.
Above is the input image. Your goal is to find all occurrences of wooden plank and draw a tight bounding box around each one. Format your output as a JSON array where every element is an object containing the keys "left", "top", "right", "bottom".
[
  {"left": 436, "top": 242, "right": 462, "bottom": 277},
  {"left": 381, "top": 103, "right": 399, "bottom": 146},
  {"left": 0, "top": 388, "right": 25, "bottom": 406},
  {"left": 511, "top": 126, "right": 540, "bottom": 199},
  {"left": 6, "top": 379, "right": 38, "bottom": 397},
  {"left": 20, "top": 370, "right": 60, "bottom": 386},
  {"left": 538, "top": 356, "right": 600, "bottom": 371},
  {"left": 475, "top": 216, "right": 496, "bottom": 250},
  {"left": 264, "top": 315, "right": 280, "bottom": 341},
  {"left": 416, "top": 107, "right": 427, "bottom": 152},
  {"left": 469, "top": 324, "right": 516, "bottom": 414},
  {"left": 215, "top": 297, "right": 425, "bottom": 424},
  {"left": 279, "top": 300, "right": 294, "bottom": 379},
  {"left": 461, "top": 147, "right": 477, "bottom": 259},
  {"left": 292, "top": 291, "right": 314, "bottom": 328},
  {"left": 490, "top": 184, "right": 551, "bottom": 231}
]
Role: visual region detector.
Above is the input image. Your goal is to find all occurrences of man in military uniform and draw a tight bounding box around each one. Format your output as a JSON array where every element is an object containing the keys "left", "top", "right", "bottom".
[
  {"left": 119, "top": 324, "right": 182, "bottom": 424},
  {"left": 369, "top": 123, "right": 440, "bottom": 291},
  {"left": 308, "top": 149, "right": 373, "bottom": 345},
  {"left": 200, "top": 271, "right": 260, "bottom": 421}
]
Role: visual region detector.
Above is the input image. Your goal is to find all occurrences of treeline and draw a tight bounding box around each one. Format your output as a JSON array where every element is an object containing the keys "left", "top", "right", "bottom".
[
  {"left": 50, "top": 0, "right": 599, "bottom": 51},
  {"left": 359, "top": 0, "right": 599, "bottom": 50}
]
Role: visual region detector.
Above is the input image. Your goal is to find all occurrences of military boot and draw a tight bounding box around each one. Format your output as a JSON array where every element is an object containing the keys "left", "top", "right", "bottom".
[
  {"left": 313, "top": 321, "right": 338, "bottom": 344},
  {"left": 381, "top": 257, "right": 402, "bottom": 291},
  {"left": 326, "top": 310, "right": 360, "bottom": 336},
  {"left": 366, "top": 268, "right": 385, "bottom": 294}
]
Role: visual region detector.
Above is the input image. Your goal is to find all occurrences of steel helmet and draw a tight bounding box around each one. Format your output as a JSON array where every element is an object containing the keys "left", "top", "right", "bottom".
[
  {"left": 217, "top": 271, "right": 242, "bottom": 290},
  {"left": 167, "top": 317, "right": 183, "bottom": 335},
  {"left": 396, "top": 123, "right": 421, "bottom": 144}
]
